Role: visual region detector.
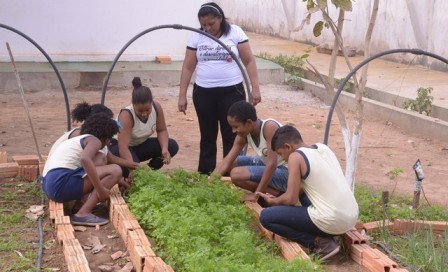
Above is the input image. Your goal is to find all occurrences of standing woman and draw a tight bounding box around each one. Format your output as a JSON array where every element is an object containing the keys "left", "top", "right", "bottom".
[
  {"left": 110, "top": 77, "right": 179, "bottom": 177},
  {"left": 178, "top": 2, "right": 261, "bottom": 175}
]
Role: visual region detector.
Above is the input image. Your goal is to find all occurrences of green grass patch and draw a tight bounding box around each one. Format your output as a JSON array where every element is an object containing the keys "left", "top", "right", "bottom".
[
  {"left": 256, "top": 53, "right": 308, "bottom": 89},
  {"left": 0, "top": 181, "right": 43, "bottom": 272},
  {"left": 127, "top": 168, "right": 321, "bottom": 272},
  {"left": 355, "top": 184, "right": 448, "bottom": 271}
]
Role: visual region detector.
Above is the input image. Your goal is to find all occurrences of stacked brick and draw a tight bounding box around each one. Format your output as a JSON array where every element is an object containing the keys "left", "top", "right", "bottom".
[
  {"left": 49, "top": 199, "right": 90, "bottom": 272},
  {"left": 42, "top": 174, "right": 448, "bottom": 271},
  {"left": 221, "top": 176, "right": 312, "bottom": 261},
  {"left": 0, "top": 152, "right": 44, "bottom": 181},
  {"left": 155, "top": 55, "right": 172, "bottom": 64},
  {"left": 343, "top": 228, "right": 409, "bottom": 272},
  {"left": 109, "top": 185, "right": 174, "bottom": 272},
  {"left": 244, "top": 199, "right": 311, "bottom": 261},
  {"left": 343, "top": 219, "right": 448, "bottom": 272},
  {"left": 392, "top": 219, "right": 448, "bottom": 235}
]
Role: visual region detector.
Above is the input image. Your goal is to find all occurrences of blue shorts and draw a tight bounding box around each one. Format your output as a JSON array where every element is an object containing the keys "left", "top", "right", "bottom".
[
  {"left": 43, "top": 167, "right": 85, "bottom": 202},
  {"left": 236, "top": 156, "right": 288, "bottom": 192}
]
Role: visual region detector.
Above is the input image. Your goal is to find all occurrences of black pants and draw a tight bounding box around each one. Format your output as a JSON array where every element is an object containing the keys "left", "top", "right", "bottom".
[
  {"left": 192, "top": 82, "right": 246, "bottom": 175},
  {"left": 109, "top": 137, "right": 179, "bottom": 177}
]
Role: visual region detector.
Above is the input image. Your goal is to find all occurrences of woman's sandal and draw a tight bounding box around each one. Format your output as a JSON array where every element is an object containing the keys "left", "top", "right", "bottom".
[{"left": 71, "top": 214, "right": 109, "bottom": 226}]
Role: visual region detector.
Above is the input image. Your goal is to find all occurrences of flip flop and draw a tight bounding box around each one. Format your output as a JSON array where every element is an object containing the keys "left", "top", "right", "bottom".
[{"left": 71, "top": 214, "right": 109, "bottom": 226}]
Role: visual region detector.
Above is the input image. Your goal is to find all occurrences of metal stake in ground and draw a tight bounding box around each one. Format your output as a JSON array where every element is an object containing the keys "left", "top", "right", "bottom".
[
  {"left": 412, "top": 159, "right": 425, "bottom": 209},
  {"left": 6, "top": 42, "right": 44, "bottom": 162}
]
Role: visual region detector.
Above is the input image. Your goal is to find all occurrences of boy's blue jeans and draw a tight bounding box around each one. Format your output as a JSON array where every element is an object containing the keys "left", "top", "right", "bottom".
[{"left": 259, "top": 194, "right": 333, "bottom": 248}]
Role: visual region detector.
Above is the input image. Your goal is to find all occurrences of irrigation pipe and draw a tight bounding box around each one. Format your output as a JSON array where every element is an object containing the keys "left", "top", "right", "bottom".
[
  {"left": 323, "top": 48, "right": 448, "bottom": 144},
  {"left": 101, "top": 24, "right": 252, "bottom": 105},
  {"left": 0, "top": 23, "right": 71, "bottom": 131}
]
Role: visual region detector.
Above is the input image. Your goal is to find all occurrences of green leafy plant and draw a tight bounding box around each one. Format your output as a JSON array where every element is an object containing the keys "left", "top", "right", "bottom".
[
  {"left": 257, "top": 53, "right": 309, "bottom": 89},
  {"left": 336, "top": 77, "right": 369, "bottom": 97},
  {"left": 402, "top": 87, "right": 434, "bottom": 116},
  {"left": 356, "top": 184, "right": 448, "bottom": 272},
  {"left": 127, "top": 169, "right": 320, "bottom": 272},
  {"left": 387, "top": 167, "right": 403, "bottom": 180},
  {"left": 336, "top": 77, "right": 353, "bottom": 93},
  {"left": 387, "top": 167, "right": 403, "bottom": 197}
]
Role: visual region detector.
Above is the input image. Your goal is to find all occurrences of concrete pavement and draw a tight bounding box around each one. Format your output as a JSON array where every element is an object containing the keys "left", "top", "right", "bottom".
[{"left": 247, "top": 32, "right": 448, "bottom": 123}]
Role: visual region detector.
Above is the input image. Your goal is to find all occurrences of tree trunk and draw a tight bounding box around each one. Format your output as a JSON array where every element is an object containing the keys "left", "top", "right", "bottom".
[{"left": 317, "top": 1, "right": 379, "bottom": 190}]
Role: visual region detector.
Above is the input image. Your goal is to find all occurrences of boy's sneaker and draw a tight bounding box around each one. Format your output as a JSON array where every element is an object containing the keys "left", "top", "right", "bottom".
[{"left": 312, "top": 236, "right": 340, "bottom": 261}]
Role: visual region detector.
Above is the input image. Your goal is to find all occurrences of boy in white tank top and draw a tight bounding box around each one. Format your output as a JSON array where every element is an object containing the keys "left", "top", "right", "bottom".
[
  {"left": 213, "top": 101, "right": 288, "bottom": 202},
  {"left": 256, "top": 125, "right": 359, "bottom": 261}
]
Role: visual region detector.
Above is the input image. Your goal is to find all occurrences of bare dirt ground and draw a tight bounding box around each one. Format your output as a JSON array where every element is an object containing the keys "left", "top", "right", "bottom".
[{"left": 1, "top": 83, "right": 448, "bottom": 271}]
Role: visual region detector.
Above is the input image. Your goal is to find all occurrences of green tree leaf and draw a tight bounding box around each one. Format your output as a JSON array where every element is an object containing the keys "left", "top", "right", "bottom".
[
  {"left": 313, "top": 21, "right": 324, "bottom": 37},
  {"left": 317, "top": 0, "right": 328, "bottom": 9},
  {"left": 304, "top": 0, "right": 315, "bottom": 10},
  {"left": 331, "top": 0, "right": 352, "bottom": 11}
]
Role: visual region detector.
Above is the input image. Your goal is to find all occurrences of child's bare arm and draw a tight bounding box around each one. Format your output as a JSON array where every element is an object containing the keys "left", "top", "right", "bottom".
[
  {"left": 116, "top": 111, "right": 135, "bottom": 163},
  {"left": 253, "top": 120, "right": 281, "bottom": 193},
  {"left": 213, "top": 135, "right": 246, "bottom": 176},
  {"left": 107, "top": 152, "right": 139, "bottom": 169},
  {"left": 259, "top": 152, "right": 302, "bottom": 206},
  {"left": 81, "top": 137, "right": 109, "bottom": 200}
]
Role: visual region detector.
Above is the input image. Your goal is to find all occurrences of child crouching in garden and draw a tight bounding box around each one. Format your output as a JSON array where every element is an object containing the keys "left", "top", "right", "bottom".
[
  {"left": 42, "top": 113, "right": 123, "bottom": 226},
  {"left": 256, "top": 125, "right": 359, "bottom": 261}
]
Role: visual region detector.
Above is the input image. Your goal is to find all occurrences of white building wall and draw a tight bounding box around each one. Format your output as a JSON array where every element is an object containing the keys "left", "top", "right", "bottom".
[
  {"left": 0, "top": 0, "right": 204, "bottom": 62},
  {"left": 215, "top": 0, "right": 448, "bottom": 71}
]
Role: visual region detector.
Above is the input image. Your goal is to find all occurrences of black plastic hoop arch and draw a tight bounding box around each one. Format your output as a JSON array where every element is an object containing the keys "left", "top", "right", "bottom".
[
  {"left": 100, "top": 24, "right": 252, "bottom": 105},
  {"left": 0, "top": 23, "right": 71, "bottom": 131},
  {"left": 323, "top": 48, "right": 448, "bottom": 144}
]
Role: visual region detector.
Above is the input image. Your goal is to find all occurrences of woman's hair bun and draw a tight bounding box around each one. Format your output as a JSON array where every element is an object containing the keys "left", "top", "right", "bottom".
[{"left": 132, "top": 77, "right": 142, "bottom": 88}]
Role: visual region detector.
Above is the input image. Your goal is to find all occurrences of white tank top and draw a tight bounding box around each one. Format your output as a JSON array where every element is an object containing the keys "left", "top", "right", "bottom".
[
  {"left": 48, "top": 128, "right": 78, "bottom": 157},
  {"left": 43, "top": 134, "right": 91, "bottom": 176},
  {"left": 246, "top": 118, "right": 284, "bottom": 166},
  {"left": 48, "top": 128, "right": 108, "bottom": 158},
  {"left": 120, "top": 104, "right": 157, "bottom": 146},
  {"left": 298, "top": 143, "right": 359, "bottom": 234}
]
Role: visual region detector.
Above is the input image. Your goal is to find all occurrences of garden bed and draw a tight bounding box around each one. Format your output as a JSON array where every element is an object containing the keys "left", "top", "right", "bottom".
[{"left": 124, "top": 168, "right": 318, "bottom": 272}]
